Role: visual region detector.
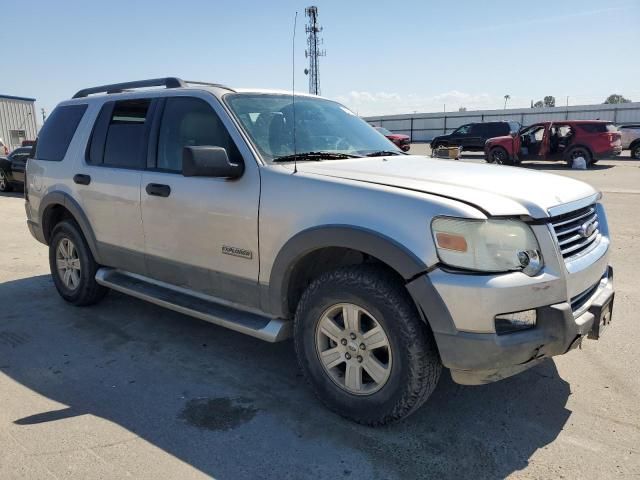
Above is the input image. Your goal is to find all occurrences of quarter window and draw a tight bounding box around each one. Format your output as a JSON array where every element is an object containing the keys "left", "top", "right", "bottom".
[
  {"left": 156, "top": 97, "right": 241, "bottom": 172},
  {"left": 35, "top": 104, "right": 87, "bottom": 161}
]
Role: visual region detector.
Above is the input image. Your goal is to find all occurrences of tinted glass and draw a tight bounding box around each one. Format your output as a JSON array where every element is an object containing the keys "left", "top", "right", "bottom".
[
  {"left": 157, "top": 97, "right": 241, "bottom": 172},
  {"left": 103, "top": 100, "right": 151, "bottom": 168},
  {"left": 375, "top": 127, "right": 393, "bottom": 136},
  {"left": 453, "top": 125, "right": 471, "bottom": 136},
  {"left": 225, "top": 93, "right": 398, "bottom": 161},
  {"left": 579, "top": 123, "right": 616, "bottom": 133},
  {"left": 35, "top": 104, "right": 87, "bottom": 161},
  {"left": 492, "top": 123, "right": 510, "bottom": 136}
]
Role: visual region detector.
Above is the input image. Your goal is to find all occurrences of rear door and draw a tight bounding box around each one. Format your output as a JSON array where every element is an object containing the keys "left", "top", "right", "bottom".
[
  {"left": 140, "top": 93, "right": 261, "bottom": 307},
  {"left": 76, "top": 99, "right": 154, "bottom": 275}
]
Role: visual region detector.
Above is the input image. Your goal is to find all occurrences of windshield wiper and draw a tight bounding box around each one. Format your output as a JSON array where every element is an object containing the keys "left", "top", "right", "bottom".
[
  {"left": 364, "top": 150, "right": 404, "bottom": 157},
  {"left": 272, "top": 151, "right": 363, "bottom": 162}
]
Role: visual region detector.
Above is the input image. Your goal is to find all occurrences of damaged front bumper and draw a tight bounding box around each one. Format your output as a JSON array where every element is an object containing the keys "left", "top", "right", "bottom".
[{"left": 408, "top": 265, "right": 614, "bottom": 386}]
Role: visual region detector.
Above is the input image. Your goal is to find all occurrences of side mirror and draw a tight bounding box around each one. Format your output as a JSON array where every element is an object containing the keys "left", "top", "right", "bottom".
[{"left": 182, "top": 146, "right": 244, "bottom": 179}]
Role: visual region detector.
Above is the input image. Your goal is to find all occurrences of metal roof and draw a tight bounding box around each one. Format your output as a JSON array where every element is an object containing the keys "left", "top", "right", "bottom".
[{"left": 0, "top": 94, "right": 36, "bottom": 102}]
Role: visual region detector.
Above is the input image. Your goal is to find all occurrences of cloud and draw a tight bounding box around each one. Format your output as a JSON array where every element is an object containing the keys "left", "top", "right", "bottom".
[{"left": 333, "top": 90, "right": 508, "bottom": 116}]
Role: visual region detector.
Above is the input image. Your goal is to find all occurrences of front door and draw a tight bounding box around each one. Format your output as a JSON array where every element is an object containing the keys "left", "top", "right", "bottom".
[
  {"left": 518, "top": 124, "right": 548, "bottom": 160},
  {"left": 140, "top": 94, "right": 261, "bottom": 308}
]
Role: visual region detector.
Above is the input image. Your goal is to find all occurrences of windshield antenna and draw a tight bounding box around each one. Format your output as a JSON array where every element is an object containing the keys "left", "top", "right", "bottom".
[{"left": 292, "top": 11, "right": 298, "bottom": 174}]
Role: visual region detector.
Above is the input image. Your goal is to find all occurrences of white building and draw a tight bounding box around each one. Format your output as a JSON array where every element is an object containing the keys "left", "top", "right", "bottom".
[{"left": 0, "top": 94, "right": 38, "bottom": 152}]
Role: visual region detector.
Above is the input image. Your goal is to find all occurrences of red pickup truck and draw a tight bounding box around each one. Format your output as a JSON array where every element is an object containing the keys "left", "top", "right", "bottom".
[{"left": 485, "top": 121, "right": 622, "bottom": 167}]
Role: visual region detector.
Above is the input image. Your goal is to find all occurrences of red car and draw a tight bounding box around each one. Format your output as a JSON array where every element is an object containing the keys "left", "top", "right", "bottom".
[
  {"left": 374, "top": 126, "right": 410, "bottom": 152},
  {"left": 484, "top": 121, "right": 621, "bottom": 167}
]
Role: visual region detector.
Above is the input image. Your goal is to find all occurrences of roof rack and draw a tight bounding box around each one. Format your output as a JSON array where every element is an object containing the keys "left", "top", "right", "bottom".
[{"left": 72, "top": 77, "right": 234, "bottom": 99}]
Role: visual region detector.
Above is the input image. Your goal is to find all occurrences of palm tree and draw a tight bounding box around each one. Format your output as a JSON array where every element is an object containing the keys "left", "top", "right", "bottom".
[{"left": 503, "top": 94, "right": 511, "bottom": 110}]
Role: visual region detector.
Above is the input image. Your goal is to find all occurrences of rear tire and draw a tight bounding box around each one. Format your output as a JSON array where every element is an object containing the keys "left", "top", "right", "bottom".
[
  {"left": 294, "top": 264, "right": 441, "bottom": 425},
  {"left": 0, "top": 169, "right": 13, "bottom": 192},
  {"left": 49, "top": 220, "right": 108, "bottom": 306},
  {"left": 566, "top": 147, "right": 592, "bottom": 167}
]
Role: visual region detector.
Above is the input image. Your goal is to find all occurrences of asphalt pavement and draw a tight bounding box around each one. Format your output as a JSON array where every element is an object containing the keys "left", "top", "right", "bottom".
[{"left": 1, "top": 150, "right": 639, "bottom": 479}]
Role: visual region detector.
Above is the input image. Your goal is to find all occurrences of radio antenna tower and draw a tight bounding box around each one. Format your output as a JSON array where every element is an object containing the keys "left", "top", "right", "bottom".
[{"left": 304, "top": 6, "right": 326, "bottom": 95}]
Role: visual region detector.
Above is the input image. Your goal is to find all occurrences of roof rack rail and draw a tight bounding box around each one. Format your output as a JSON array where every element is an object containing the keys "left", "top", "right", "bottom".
[
  {"left": 72, "top": 77, "right": 185, "bottom": 99},
  {"left": 71, "top": 77, "right": 235, "bottom": 99}
]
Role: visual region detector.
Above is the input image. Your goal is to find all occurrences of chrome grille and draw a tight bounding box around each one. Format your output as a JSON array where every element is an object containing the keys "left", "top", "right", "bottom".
[{"left": 550, "top": 205, "right": 600, "bottom": 260}]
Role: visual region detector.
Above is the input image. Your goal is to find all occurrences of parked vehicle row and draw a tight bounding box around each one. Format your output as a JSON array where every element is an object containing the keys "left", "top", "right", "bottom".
[{"left": 23, "top": 77, "right": 614, "bottom": 425}]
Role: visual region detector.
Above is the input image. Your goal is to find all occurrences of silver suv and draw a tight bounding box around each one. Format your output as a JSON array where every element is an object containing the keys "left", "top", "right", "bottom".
[{"left": 25, "top": 78, "right": 614, "bottom": 425}]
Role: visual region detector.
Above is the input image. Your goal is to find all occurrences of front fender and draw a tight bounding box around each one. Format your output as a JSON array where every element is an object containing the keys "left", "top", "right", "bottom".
[{"left": 267, "top": 225, "right": 430, "bottom": 318}]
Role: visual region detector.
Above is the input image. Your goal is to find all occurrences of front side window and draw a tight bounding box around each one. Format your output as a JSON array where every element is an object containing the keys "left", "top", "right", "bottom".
[
  {"left": 453, "top": 125, "right": 471, "bottom": 136},
  {"left": 225, "top": 93, "right": 399, "bottom": 162},
  {"left": 157, "top": 97, "right": 241, "bottom": 172}
]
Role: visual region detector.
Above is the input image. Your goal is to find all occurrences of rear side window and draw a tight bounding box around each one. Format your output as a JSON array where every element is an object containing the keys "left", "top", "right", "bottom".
[
  {"left": 88, "top": 99, "right": 153, "bottom": 168},
  {"left": 579, "top": 123, "right": 616, "bottom": 133},
  {"left": 35, "top": 104, "right": 87, "bottom": 161}
]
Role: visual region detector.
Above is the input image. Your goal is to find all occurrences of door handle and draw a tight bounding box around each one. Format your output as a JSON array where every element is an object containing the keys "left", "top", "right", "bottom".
[
  {"left": 145, "top": 183, "right": 171, "bottom": 197},
  {"left": 73, "top": 174, "right": 91, "bottom": 185}
]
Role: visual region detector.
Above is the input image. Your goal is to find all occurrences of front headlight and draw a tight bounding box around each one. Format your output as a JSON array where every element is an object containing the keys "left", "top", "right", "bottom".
[{"left": 431, "top": 217, "right": 543, "bottom": 275}]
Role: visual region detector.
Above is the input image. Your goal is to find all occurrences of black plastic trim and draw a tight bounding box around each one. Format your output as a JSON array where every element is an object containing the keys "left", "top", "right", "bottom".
[
  {"left": 268, "top": 225, "right": 429, "bottom": 318},
  {"left": 38, "top": 191, "right": 102, "bottom": 263}
]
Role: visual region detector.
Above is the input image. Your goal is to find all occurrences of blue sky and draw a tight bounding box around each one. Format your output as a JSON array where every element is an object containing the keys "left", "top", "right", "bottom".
[{"left": 3, "top": 0, "right": 638, "bottom": 121}]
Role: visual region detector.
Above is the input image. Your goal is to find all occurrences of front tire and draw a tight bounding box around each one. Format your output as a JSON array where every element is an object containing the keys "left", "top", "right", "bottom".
[
  {"left": 49, "top": 220, "right": 108, "bottom": 306},
  {"left": 488, "top": 147, "right": 512, "bottom": 165},
  {"left": 294, "top": 265, "right": 441, "bottom": 425},
  {"left": 0, "top": 169, "right": 13, "bottom": 192},
  {"left": 631, "top": 143, "right": 640, "bottom": 160}
]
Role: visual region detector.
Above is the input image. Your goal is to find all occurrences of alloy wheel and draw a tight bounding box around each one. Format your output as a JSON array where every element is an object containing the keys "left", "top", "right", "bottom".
[
  {"left": 56, "top": 238, "right": 81, "bottom": 290},
  {"left": 315, "top": 303, "right": 392, "bottom": 395},
  {"left": 0, "top": 170, "right": 6, "bottom": 191}
]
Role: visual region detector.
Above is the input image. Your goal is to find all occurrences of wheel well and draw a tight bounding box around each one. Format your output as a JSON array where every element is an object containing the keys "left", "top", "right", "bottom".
[
  {"left": 285, "top": 247, "right": 404, "bottom": 317},
  {"left": 630, "top": 139, "right": 640, "bottom": 150},
  {"left": 566, "top": 144, "right": 593, "bottom": 159},
  {"left": 42, "top": 204, "right": 75, "bottom": 244}
]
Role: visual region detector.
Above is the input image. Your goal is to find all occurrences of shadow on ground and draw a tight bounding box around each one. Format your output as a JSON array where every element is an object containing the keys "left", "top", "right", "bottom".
[{"left": 1, "top": 275, "right": 572, "bottom": 479}]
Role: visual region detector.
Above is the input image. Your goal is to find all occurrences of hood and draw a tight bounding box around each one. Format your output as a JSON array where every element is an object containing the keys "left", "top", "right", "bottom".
[
  {"left": 486, "top": 135, "right": 512, "bottom": 144},
  {"left": 387, "top": 134, "right": 409, "bottom": 140},
  {"left": 296, "top": 156, "right": 597, "bottom": 218}
]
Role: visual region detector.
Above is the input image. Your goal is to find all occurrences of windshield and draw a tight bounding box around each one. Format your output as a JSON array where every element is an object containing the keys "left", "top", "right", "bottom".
[
  {"left": 225, "top": 93, "right": 400, "bottom": 162},
  {"left": 375, "top": 127, "right": 393, "bottom": 136}
]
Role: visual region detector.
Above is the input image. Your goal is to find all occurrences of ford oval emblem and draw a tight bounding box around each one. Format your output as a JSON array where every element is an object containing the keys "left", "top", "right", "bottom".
[{"left": 579, "top": 220, "right": 596, "bottom": 238}]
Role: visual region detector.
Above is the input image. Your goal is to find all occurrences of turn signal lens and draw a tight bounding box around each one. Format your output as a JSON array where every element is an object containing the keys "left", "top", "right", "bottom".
[{"left": 435, "top": 232, "right": 468, "bottom": 252}]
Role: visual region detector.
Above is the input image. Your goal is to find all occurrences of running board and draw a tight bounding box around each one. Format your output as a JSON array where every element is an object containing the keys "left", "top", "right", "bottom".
[{"left": 95, "top": 268, "right": 291, "bottom": 342}]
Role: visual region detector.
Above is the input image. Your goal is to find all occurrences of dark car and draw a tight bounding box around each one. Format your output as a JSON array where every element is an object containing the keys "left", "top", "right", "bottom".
[
  {"left": 430, "top": 121, "right": 521, "bottom": 152},
  {"left": 484, "top": 121, "right": 622, "bottom": 167},
  {"left": 0, "top": 146, "right": 32, "bottom": 192},
  {"left": 374, "top": 126, "right": 411, "bottom": 152}
]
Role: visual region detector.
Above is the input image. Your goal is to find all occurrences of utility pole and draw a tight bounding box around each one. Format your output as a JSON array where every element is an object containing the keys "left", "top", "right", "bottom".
[{"left": 304, "top": 6, "right": 326, "bottom": 95}]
